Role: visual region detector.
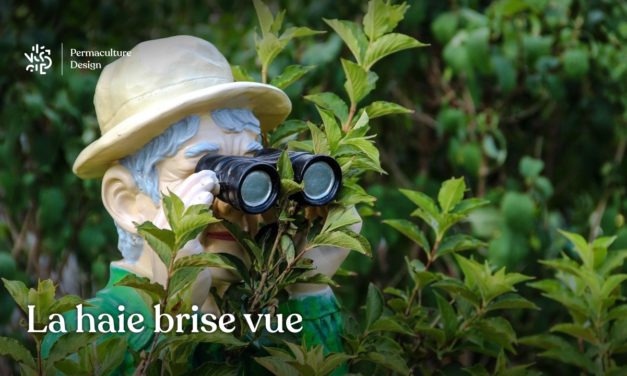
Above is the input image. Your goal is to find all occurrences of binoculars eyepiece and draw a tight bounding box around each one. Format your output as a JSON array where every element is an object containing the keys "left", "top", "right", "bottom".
[{"left": 195, "top": 149, "right": 342, "bottom": 214}]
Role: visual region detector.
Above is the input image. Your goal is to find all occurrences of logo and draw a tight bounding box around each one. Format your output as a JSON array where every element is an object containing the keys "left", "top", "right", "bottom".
[{"left": 24, "top": 44, "right": 52, "bottom": 75}]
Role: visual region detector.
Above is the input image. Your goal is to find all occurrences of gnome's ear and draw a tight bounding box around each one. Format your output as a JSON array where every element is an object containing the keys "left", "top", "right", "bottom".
[{"left": 101, "top": 164, "right": 157, "bottom": 234}]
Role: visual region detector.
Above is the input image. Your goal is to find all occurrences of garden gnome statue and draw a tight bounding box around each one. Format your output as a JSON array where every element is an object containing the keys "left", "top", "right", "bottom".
[{"left": 41, "top": 35, "right": 356, "bottom": 374}]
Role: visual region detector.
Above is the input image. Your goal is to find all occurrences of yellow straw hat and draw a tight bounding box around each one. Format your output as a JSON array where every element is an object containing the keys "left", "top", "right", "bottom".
[{"left": 73, "top": 35, "right": 291, "bottom": 179}]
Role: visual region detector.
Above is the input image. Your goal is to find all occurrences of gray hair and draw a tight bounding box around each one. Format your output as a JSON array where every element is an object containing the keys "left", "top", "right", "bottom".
[{"left": 115, "top": 108, "right": 261, "bottom": 262}]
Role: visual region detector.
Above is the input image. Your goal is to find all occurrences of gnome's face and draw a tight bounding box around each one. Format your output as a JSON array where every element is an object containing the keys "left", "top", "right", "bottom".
[
  {"left": 102, "top": 112, "right": 264, "bottom": 289},
  {"left": 157, "top": 113, "right": 263, "bottom": 284}
]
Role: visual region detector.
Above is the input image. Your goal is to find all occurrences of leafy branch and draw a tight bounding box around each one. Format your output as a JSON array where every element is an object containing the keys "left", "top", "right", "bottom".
[
  {"left": 378, "top": 177, "right": 537, "bottom": 374},
  {"left": 0, "top": 279, "right": 96, "bottom": 376},
  {"left": 522, "top": 231, "right": 627, "bottom": 375},
  {"left": 119, "top": 192, "right": 240, "bottom": 375}
]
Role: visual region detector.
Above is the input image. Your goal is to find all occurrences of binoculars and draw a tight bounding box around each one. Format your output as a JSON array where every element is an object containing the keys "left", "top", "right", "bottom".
[{"left": 195, "top": 149, "right": 342, "bottom": 214}]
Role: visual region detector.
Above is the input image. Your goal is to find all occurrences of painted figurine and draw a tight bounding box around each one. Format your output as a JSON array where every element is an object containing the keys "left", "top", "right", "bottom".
[{"left": 42, "top": 35, "right": 359, "bottom": 374}]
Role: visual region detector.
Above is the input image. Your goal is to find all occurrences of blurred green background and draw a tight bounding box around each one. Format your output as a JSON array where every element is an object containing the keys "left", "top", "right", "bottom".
[{"left": 0, "top": 0, "right": 625, "bottom": 373}]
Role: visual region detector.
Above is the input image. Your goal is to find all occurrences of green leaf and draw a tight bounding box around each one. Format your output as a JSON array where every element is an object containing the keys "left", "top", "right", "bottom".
[
  {"left": 431, "top": 11, "right": 458, "bottom": 44},
  {"left": 318, "top": 108, "right": 342, "bottom": 152},
  {"left": 365, "top": 283, "right": 384, "bottom": 328},
  {"left": 323, "top": 19, "right": 367, "bottom": 64},
  {"left": 464, "top": 364, "right": 490, "bottom": 376},
  {"left": 593, "top": 236, "right": 617, "bottom": 250},
  {"left": 455, "top": 255, "right": 532, "bottom": 304},
  {"left": 608, "top": 305, "right": 627, "bottom": 321},
  {"left": 400, "top": 189, "right": 440, "bottom": 217},
  {"left": 322, "top": 206, "right": 361, "bottom": 233},
  {"left": 436, "top": 213, "right": 467, "bottom": 241},
  {"left": 364, "top": 33, "right": 427, "bottom": 69},
  {"left": 364, "top": 351, "right": 409, "bottom": 375},
  {"left": 528, "top": 280, "right": 588, "bottom": 318},
  {"left": 221, "top": 221, "right": 263, "bottom": 267},
  {"left": 188, "top": 363, "right": 239, "bottom": 376},
  {"left": 432, "top": 278, "right": 481, "bottom": 307},
  {"left": 520, "top": 335, "right": 595, "bottom": 372},
  {"left": 339, "top": 181, "right": 376, "bottom": 207},
  {"left": 400, "top": 188, "right": 441, "bottom": 234},
  {"left": 280, "top": 235, "right": 295, "bottom": 263},
  {"left": 269, "top": 120, "right": 309, "bottom": 147},
  {"left": 414, "top": 323, "right": 446, "bottom": 346},
  {"left": 362, "top": 0, "right": 409, "bottom": 40},
  {"left": 270, "top": 9, "right": 285, "bottom": 33},
  {"left": 551, "top": 323, "right": 599, "bottom": 344},
  {"left": 601, "top": 274, "right": 627, "bottom": 297},
  {"left": 342, "top": 59, "right": 376, "bottom": 104},
  {"left": 318, "top": 353, "right": 355, "bottom": 376},
  {"left": 611, "top": 319, "right": 627, "bottom": 347},
  {"left": 352, "top": 109, "right": 370, "bottom": 129},
  {"left": 452, "top": 198, "right": 489, "bottom": 215},
  {"left": 53, "top": 359, "right": 89, "bottom": 376},
  {"left": 270, "top": 65, "right": 315, "bottom": 89},
  {"left": 599, "top": 249, "right": 627, "bottom": 276},
  {"left": 519, "top": 333, "right": 572, "bottom": 350},
  {"left": 487, "top": 294, "right": 539, "bottom": 311},
  {"left": 136, "top": 221, "right": 174, "bottom": 266},
  {"left": 277, "top": 150, "right": 293, "bottom": 180},
  {"left": 93, "top": 336, "right": 128, "bottom": 376},
  {"left": 175, "top": 211, "right": 221, "bottom": 249},
  {"left": 254, "top": 356, "right": 299, "bottom": 376},
  {"left": 280, "top": 179, "right": 303, "bottom": 196},
  {"left": 162, "top": 192, "right": 185, "bottom": 230},
  {"left": 405, "top": 257, "right": 439, "bottom": 289},
  {"left": 473, "top": 317, "right": 517, "bottom": 352},
  {"left": 369, "top": 317, "right": 413, "bottom": 336},
  {"left": 167, "top": 267, "right": 203, "bottom": 302},
  {"left": 2, "top": 278, "right": 29, "bottom": 313},
  {"left": 309, "top": 230, "right": 371, "bottom": 256},
  {"left": 558, "top": 230, "right": 593, "bottom": 268},
  {"left": 256, "top": 33, "right": 285, "bottom": 69},
  {"left": 438, "top": 177, "right": 466, "bottom": 213},
  {"left": 519, "top": 156, "right": 544, "bottom": 179},
  {"left": 28, "top": 279, "right": 56, "bottom": 325},
  {"left": 437, "top": 234, "right": 485, "bottom": 257},
  {"left": 0, "top": 336, "right": 35, "bottom": 370},
  {"left": 382, "top": 219, "right": 430, "bottom": 251},
  {"left": 304, "top": 92, "right": 349, "bottom": 124},
  {"left": 364, "top": 101, "right": 412, "bottom": 119},
  {"left": 291, "top": 273, "right": 338, "bottom": 287},
  {"left": 279, "top": 26, "right": 324, "bottom": 41},
  {"left": 253, "top": 0, "right": 273, "bottom": 35},
  {"left": 231, "top": 65, "right": 254, "bottom": 82},
  {"left": 435, "top": 292, "right": 458, "bottom": 340},
  {"left": 47, "top": 333, "right": 100, "bottom": 366},
  {"left": 307, "top": 121, "right": 330, "bottom": 155},
  {"left": 115, "top": 274, "right": 166, "bottom": 302},
  {"left": 174, "top": 252, "right": 236, "bottom": 271},
  {"left": 337, "top": 137, "right": 383, "bottom": 173},
  {"left": 154, "top": 333, "right": 246, "bottom": 355},
  {"left": 540, "top": 348, "right": 596, "bottom": 373},
  {"left": 49, "top": 295, "right": 85, "bottom": 315}
]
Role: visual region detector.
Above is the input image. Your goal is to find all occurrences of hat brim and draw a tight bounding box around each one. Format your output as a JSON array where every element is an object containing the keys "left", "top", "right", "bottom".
[{"left": 73, "top": 81, "right": 291, "bottom": 179}]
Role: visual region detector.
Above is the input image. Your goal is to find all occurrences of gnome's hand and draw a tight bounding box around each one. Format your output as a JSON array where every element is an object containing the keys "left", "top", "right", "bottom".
[
  {"left": 151, "top": 170, "right": 219, "bottom": 307},
  {"left": 286, "top": 206, "right": 362, "bottom": 297},
  {"left": 153, "top": 169, "right": 220, "bottom": 253}
]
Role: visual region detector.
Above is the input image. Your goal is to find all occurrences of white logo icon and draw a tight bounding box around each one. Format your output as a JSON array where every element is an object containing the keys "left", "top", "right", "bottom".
[{"left": 24, "top": 44, "right": 52, "bottom": 75}]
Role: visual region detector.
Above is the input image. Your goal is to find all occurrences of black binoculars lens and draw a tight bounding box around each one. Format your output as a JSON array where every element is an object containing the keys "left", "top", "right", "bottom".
[
  {"left": 277, "top": 151, "right": 341, "bottom": 206},
  {"left": 240, "top": 170, "right": 273, "bottom": 208},
  {"left": 302, "top": 161, "right": 337, "bottom": 201}
]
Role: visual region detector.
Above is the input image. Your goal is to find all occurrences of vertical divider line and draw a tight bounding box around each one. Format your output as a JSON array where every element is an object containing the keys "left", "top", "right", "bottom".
[{"left": 61, "top": 43, "right": 63, "bottom": 76}]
